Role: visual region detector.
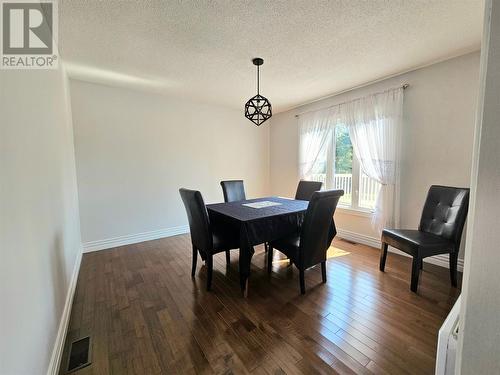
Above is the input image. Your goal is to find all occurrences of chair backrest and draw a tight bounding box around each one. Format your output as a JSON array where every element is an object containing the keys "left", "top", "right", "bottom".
[
  {"left": 295, "top": 180, "right": 323, "bottom": 201},
  {"left": 220, "top": 180, "right": 246, "bottom": 202},
  {"left": 299, "top": 189, "right": 344, "bottom": 269},
  {"left": 179, "top": 188, "right": 213, "bottom": 253},
  {"left": 418, "top": 185, "right": 470, "bottom": 247}
]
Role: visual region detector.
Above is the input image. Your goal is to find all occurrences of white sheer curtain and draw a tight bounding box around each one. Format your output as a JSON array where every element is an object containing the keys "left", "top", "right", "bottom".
[
  {"left": 298, "top": 108, "right": 335, "bottom": 183},
  {"left": 340, "top": 88, "right": 404, "bottom": 231}
]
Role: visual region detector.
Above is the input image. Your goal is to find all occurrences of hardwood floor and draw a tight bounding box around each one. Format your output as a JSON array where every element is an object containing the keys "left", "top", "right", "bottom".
[{"left": 59, "top": 235, "right": 460, "bottom": 374}]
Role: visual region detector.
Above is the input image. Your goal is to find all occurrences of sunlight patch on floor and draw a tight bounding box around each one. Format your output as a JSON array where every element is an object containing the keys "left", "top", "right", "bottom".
[
  {"left": 272, "top": 258, "right": 291, "bottom": 264},
  {"left": 327, "top": 246, "right": 351, "bottom": 259},
  {"left": 271, "top": 246, "right": 350, "bottom": 264}
]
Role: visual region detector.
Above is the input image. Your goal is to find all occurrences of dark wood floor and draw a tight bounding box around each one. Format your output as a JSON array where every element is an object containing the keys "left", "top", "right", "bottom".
[{"left": 59, "top": 235, "right": 460, "bottom": 375}]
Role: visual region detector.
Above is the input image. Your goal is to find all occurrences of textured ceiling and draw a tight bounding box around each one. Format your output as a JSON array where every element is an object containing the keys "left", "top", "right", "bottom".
[{"left": 60, "top": 0, "right": 483, "bottom": 113}]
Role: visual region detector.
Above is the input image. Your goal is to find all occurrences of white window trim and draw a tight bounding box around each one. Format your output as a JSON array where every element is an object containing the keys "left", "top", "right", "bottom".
[
  {"left": 333, "top": 124, "right": 379, "bottom": 212},
  {"left": 336, "top": 206, "right": 374, "bottom": 218}
]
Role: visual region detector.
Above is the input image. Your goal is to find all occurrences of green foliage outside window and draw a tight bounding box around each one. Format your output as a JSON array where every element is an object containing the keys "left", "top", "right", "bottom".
[{"left": 335, "top": 125, "right": 353, "bottom": 174}]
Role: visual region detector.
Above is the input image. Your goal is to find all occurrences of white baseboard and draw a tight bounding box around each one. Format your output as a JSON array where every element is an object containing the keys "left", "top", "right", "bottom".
[
  {"left": 337, "top": 228, "right": 381, "bottom": 249},
  {"left": 46, "top": 248, "right": 83, "bottom": 375},
  {"left": 82, "top": 225, "right": 190, "bottom": 253},
  {"left": 337, "top": 228, "right": 464, "bottom": 271}
]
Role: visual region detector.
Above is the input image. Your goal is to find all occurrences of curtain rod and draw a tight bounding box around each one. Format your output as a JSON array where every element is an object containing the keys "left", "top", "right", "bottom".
[{"left": 294, "top": 84, "right": 409, "bottom": 118}]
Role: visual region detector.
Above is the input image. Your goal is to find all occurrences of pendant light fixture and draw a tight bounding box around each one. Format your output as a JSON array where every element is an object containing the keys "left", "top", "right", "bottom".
[{"left": 244, "top": 57, "right": 272, "bottom": 126}]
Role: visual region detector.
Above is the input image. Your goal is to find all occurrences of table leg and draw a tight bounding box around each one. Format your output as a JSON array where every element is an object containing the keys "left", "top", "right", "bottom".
[
  {"left": 239, "top": 249, "right": 251, "bottom": 297},
  {"left": 238, "top": 224, "right": 255, "bottom": 297},
  {"left": 243, "top": 279, "right": 249, "bottom": 298},
  {"left": 239, "top": 244, "right": 255, "bottom": 297}
]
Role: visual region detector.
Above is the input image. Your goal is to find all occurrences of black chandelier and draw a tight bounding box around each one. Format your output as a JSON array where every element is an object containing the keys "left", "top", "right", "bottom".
[{"left": 245, "top": 58, "right": 272, "bottom": 126}]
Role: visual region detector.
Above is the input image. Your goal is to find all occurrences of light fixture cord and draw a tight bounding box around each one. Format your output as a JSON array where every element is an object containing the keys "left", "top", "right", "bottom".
[{"left": 257, "top": 65, "right": 260, "bottom": 95}]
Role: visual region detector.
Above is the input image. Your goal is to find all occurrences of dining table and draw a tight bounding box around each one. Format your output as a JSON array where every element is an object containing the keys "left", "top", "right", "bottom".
[{"left": 206, "top": 196, "right": 336, "bottom": 296}]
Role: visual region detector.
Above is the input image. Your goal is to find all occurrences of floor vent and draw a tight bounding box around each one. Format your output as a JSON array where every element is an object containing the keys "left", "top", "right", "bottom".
[
  {"left": 340, "top": 238, "right": 357, "bottom": 245},
  {"left": 67, "top": 336, "right": 92, "bottom": 373}
]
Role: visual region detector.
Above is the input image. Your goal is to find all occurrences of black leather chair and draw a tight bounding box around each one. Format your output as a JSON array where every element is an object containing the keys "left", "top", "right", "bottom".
[
  {"left": 220, "top": 180, "right": 246, "bottom": 202},
  {"left": 268, "top": 189, "right": 344, "bottom": 294},
  {"left": 179, "top": 188, "right": 237, "bottom": 291},
  {"left": 380, "top": 185, "right": 470, "bottom": 292},
  {"left": 295, "top": 180, "right": 323, "bottom": 201}
]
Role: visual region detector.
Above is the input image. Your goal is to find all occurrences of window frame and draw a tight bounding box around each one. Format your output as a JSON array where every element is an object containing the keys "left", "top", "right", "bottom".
[
  {"left": 332, "top": 125, "right": 377, "bottom": 214},
  {"left": 301, "top": 123, "right": 379, "bottom": 215}
]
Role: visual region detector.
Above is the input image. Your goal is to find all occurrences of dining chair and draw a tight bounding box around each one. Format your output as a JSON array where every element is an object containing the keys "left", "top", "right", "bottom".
[
  {"left": 268, "top": 189, "right": 344, "bottom": 294},
  {"left": 220, "top": 180, "right": 246, "bottom": 202},
  {"left": 380, "top": 185, "right": 470, "bottom": 292},
  {"left": 295, "top": 180, "right": 323, "bottom": 201},
  {"left": 179, "top": 188, "right": 238, "bottom": 291}
]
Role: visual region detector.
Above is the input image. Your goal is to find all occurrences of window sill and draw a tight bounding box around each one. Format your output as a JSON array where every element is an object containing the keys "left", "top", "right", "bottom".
[{"left": 336, "top": 206, "right": 374, "bottom": 218}]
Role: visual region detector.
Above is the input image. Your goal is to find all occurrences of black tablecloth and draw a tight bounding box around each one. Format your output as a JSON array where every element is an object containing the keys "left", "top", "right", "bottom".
[
  {"left": 207, "top": 197, "right": 336, "bottom": 293},
  {"left": 208, "top": 197, "right": 308, "bottom": 243}
]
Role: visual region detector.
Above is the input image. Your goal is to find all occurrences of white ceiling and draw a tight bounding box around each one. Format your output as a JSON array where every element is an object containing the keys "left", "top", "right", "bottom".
[{"left": 60, "top": 0, "right": 484, "bottom": 113}]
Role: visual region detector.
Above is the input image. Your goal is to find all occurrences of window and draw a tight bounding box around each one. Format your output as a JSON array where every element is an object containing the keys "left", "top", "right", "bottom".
[
  {"left": 334, "top": 125, "right": 353, "bottom": 206},
  {"left": 309, "top": 124, "right": 381, "bottom": 211}
]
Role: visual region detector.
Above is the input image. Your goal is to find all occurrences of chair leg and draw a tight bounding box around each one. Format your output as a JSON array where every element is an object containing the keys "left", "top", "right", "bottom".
[
  {"left": 267, "top": 245, "right": 273, "bottom": 274},
  {"left": 264, "top": 242, "right": 269, "bottom": 252},
  {"left": 225, "top": 250, "right": 230, "bottom": 266},
  {"left": 321, "top": 261, "right": 327, "bottom": 283},
  {"left": 206, "top": 254, "right": 213, "bottom": 291},
  {"left": 420, "top": 258, "right": 424, "bottom": 270},
  {"left": 199, "top": 249, "right": 206, "bottom": 262},
  {"left": 191, "top": 245, "right": 197, "bottom": 278},
  {"left": 449, "top": 252, "right": 458, "bottom": 287},
  {"left": 299, "top": 268, "right": 306, "bottom": 295},
  {"left": 410, "top": 256, "right": 420, "bottom": 293},
  {"left": 380, "top": 242, "right": 388, "bottom": 271}
]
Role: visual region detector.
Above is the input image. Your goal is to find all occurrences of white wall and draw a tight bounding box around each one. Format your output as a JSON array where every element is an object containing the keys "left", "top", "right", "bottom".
[
  {"left": 269, "top": 52, "right": 480, "bottom": 260},
  {"left": 70, "top": 80, "right": 270, "bottom": 247},
  {"left": 0, "top": 66, "right": 82, "bottom": 374},
  {"left": 458, "top": 0, "right": 500, "bottom": 373}
]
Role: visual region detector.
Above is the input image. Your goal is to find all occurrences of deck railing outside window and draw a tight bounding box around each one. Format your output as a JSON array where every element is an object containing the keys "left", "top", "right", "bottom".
[
  {"left": 358, "top": 174, "right": 381, "bottom": 209},
  {"left": 309, "top": 173, "right": 380, "bottom": 210}
]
